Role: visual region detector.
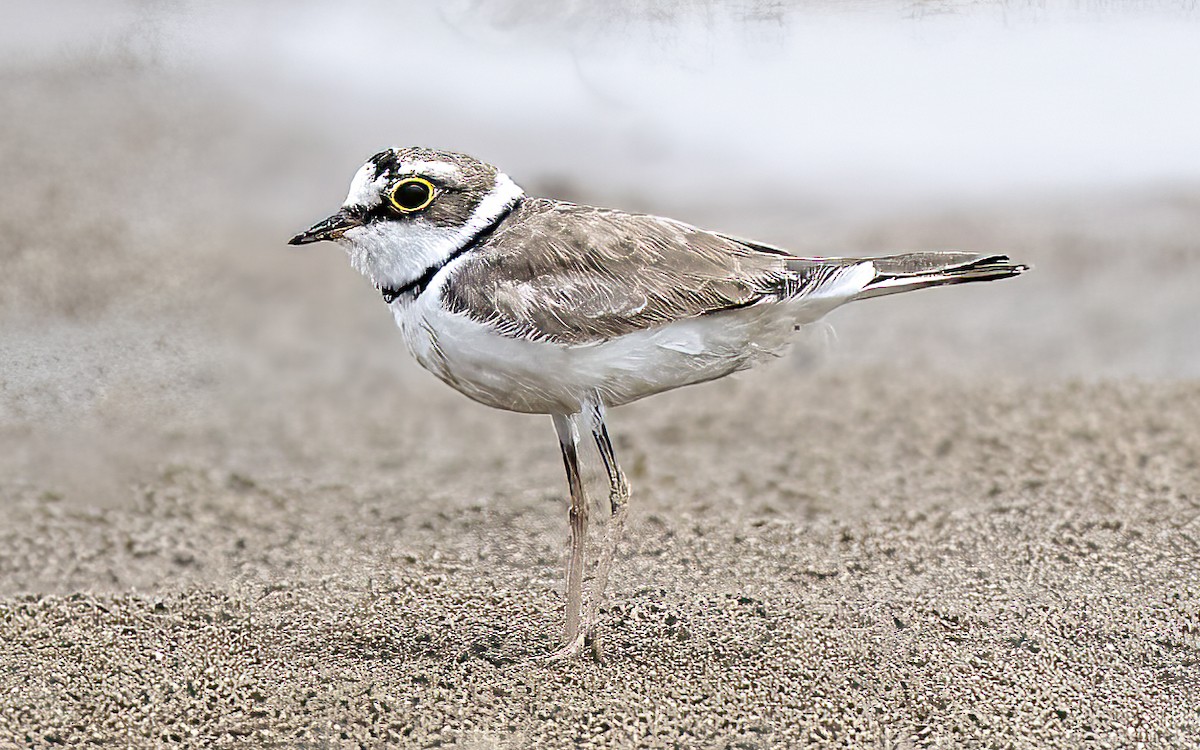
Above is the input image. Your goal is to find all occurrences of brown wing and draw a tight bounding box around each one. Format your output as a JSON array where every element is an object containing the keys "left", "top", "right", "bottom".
[{"left": 441, "top": 199, "right": 797, "bottom": 344}]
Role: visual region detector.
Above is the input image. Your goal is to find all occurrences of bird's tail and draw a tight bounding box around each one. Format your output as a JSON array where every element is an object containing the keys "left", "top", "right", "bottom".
[
  {"left": 848, "top": 252, "right": 1029, "bottom": 301},
  {"left": 773, "top": 251, "right": 1027, "bottom": 325}
]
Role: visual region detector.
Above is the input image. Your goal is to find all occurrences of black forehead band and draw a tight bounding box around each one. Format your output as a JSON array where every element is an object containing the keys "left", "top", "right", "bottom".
[
  {"left": 368, "top": 151, "right": 405, "bottom": 181},
  {"left": 368, "top": 150, "right": 397, "bottom": 170}
]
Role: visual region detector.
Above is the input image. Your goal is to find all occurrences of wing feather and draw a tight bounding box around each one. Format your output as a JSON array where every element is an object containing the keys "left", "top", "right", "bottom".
[{"left": 442, "top": 199, "right": 796, "bottom": 344}]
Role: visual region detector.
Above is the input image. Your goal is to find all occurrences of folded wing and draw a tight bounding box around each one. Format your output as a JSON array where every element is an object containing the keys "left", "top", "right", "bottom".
[{"left": 443, "top": 200, "right": 799, "bottom": 344}]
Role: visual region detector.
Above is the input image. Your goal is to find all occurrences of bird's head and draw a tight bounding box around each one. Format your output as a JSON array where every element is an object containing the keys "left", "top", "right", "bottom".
[{"left": 289, "top": 147, "right": 524, "bottom": 295}]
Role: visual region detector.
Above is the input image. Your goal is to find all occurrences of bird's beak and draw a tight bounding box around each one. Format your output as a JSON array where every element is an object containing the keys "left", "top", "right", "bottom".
[{"left": 288, "top": 210, "right": 362, "bottom": 245}]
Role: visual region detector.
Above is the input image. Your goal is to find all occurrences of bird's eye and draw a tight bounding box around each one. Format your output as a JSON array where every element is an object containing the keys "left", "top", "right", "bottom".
[{"left": 388, "top": 178, "right": 436, "bottom": 213}]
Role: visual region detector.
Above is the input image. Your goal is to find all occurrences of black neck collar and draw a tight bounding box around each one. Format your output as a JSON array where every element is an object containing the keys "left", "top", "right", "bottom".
[{"left": 379, "top": 201, "right": 518, "bottom": 304}]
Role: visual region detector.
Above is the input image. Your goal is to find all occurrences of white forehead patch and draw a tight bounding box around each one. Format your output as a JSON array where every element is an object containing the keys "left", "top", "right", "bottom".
[{"left": 344, "top": 161, "right": 387, "bottom": 209}]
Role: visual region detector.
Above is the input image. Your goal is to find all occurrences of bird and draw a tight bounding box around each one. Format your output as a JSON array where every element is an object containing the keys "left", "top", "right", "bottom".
[{"left": 289, "top": 146, "right": 1027, "bottom": 660}]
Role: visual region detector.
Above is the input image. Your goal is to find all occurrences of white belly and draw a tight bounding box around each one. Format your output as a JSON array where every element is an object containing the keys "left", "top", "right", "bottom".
[{"left": 391, "top": 295, "right": 801, "bottom": 414}]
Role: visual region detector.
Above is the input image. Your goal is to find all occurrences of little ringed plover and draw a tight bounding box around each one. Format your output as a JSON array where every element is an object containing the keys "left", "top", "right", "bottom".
[{"left": 289, "top": 146, "right": 1027, "bottom": 660}]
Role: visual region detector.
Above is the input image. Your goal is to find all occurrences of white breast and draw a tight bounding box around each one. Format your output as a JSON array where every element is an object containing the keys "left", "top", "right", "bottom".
[{"left": 390, "top": 288, "right": 801, "bottom": 414}]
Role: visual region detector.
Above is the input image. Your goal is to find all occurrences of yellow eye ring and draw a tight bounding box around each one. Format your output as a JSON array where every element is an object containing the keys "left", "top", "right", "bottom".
[{"left": 388, "top": 177, "right": 436, "bottom": 213}]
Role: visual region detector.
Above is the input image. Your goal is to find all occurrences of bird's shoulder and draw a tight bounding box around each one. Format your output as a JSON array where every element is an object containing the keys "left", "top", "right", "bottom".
[{"left": 441, "top": 198, "right": 796, "bottom": 344}]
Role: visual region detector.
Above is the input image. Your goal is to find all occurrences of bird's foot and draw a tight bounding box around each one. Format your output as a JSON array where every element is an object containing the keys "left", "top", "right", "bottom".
[{"left": 541, "top": 628, "right": 603, "bottom": 663}]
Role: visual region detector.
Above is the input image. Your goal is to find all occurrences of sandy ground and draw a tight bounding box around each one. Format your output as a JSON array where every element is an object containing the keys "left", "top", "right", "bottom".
[{"left": 2, "top": 63, "right": 1200, "bottom": 748}]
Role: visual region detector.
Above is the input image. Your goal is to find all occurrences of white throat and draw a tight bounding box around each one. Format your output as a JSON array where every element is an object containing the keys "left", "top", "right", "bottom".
[{"left": 338, "top": 172, "right": 523, "bottom": 292}]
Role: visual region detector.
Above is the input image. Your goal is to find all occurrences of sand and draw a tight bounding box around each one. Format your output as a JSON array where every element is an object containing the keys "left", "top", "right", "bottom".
[{"left": 2, "top": 63, "right": 1199, "bottom": 749}]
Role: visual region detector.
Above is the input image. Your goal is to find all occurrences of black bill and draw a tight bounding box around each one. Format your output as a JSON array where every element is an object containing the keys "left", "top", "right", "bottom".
[{"left": 288, "top": 210, "right": 362, "bottom": 245}]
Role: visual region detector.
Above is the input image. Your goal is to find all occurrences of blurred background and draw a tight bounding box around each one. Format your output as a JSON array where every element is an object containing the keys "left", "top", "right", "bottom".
[{"left": 2, "top": 0, "right": 1199, "bottom": 503}]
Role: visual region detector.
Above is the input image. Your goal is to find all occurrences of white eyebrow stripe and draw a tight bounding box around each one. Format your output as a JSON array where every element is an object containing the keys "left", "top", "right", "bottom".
[{"left": 397, "top": 161, "right": 464, "bottom": 181}]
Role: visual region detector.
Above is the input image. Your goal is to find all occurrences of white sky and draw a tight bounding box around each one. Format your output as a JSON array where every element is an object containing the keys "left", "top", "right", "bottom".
[{"left": 8, "top": 1, "right": 1200, "bottom": 206}]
